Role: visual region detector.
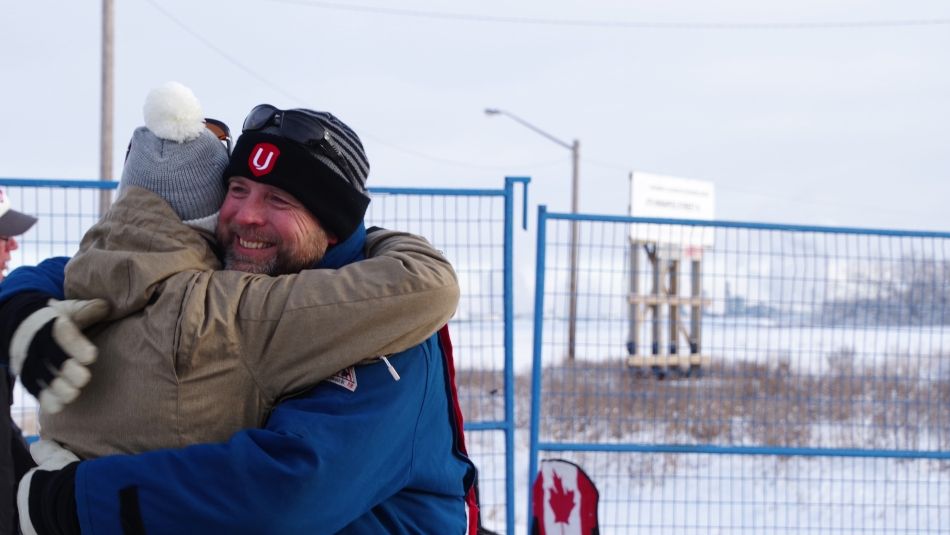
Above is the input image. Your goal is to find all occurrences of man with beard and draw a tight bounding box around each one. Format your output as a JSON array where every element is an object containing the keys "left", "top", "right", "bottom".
[{"left": 1, "top": 104, "right": 477, "bottom": 534}]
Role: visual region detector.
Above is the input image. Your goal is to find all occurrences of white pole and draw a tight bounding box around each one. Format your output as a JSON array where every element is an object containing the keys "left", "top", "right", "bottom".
[
  {"left": 567, "top": 140, "right": 580, "bottom": 359},
  {"left": 99, "top": 0, "right": 114, "bottom": 216}
]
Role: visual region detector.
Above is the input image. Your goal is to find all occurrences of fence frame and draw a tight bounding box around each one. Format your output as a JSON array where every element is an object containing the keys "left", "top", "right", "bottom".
[
  {"left": 528, "top": 204, "right": 950, "bottom": 533},
  {"left": 1, "top": 176, "right": 529, "bottom": 535}
]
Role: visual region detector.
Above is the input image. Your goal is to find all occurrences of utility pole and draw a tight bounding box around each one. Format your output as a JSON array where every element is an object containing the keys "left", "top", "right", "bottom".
[
  {"left": 567, "top": 139, "right": 579, "bottom": 359},
  {"left": 485, "top": 108, "right": 581, "bottom": 358},
  {"left": 99, "top": 0, "right": 114, "bottom": 216}
]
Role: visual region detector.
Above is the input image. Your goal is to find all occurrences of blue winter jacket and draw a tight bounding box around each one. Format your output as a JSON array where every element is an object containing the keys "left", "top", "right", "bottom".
[{"left": 0, "top": 227, "right": 476, "bottom": 534}]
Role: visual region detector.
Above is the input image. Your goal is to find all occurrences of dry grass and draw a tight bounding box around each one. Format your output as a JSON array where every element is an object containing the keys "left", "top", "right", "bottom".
[
  {"left": 457, "top": 353, "right": 950, "bottom": 452},
  {"left": 457, "top": 355, "right": 950, "bottom": 494}
]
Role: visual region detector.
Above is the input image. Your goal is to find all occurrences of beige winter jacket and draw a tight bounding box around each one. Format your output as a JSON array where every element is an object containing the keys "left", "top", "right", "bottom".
[{"left": 40, "top": 187, "right": 459, "bottom": 459}]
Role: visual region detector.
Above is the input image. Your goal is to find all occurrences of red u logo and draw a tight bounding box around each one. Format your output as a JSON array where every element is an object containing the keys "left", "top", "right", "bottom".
[{"left": 249, "top": 143, "right": 280, "bottom": 177}]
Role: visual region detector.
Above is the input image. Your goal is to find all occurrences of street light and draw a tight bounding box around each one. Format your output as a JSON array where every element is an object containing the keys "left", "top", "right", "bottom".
[{"left": 485, "top": 108, "right": 581, "bottom": 359}]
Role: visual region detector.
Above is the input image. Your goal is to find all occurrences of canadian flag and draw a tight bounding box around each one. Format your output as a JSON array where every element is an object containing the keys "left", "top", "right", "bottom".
[{"left": 531, "top": 459, "right": 600, "bottom": 535}]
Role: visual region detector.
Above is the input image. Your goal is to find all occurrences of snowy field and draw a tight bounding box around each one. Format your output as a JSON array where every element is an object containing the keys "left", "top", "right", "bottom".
[
  {"left": 462, "top": 317, "right": 950, "bottom": 534},
  {"left": 11, "top": 316, "right": 950, "bottom": 534},
  {"left": 468, "top": 429, "right": 950, "bottom": 534}
]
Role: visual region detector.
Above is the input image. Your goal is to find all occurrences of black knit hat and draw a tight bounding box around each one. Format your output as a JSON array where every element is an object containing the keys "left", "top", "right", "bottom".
[{"left": 223, "top": 107, "right": 370, "bottom": 241}]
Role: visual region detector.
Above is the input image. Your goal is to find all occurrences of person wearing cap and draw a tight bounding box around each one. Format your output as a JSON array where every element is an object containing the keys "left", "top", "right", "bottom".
[
  {"left": 2, "top": 96, "right": 477, "bottom": 534},
  {"left": 0, "top": 189, "right": 37, "bottom": 534},
  {"left": 0, "top": 190, "right": 37, "bottom": 283}
]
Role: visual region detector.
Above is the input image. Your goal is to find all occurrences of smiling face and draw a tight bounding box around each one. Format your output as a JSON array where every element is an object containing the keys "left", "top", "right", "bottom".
[{"left": 216, "top": 176, "right": 338, "bottom": 275}]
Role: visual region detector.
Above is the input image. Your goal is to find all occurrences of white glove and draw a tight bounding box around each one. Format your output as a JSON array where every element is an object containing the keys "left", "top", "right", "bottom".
[
  {"left": 9, "top": 298, "right": 110, "bottom": 413},
  {"left": 17, "top": 439, "right": 81, "bottom": 535}
]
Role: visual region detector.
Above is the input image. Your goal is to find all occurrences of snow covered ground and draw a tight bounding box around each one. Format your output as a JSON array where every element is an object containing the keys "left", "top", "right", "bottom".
[
  {"left": 12, "top": 316, "right": 950, "bottom": 533},
  {"left": 466, "top": 317, "right": 950, "bottom": 534}
]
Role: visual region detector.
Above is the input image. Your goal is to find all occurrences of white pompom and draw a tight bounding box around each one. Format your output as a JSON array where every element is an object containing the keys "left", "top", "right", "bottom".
[{"left": 142, "top": 81, "right": 205, "bottom": 143}]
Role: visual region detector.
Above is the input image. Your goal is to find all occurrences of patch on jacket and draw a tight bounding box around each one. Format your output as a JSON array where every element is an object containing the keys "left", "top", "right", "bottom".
[{"left": 325, "top": 366, "right": 357, "bottom": 392}]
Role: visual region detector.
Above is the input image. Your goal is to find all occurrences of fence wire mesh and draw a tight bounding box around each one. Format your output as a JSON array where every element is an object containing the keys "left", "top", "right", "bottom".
[
  {"left": 531, "top": 211, "right": 950, "bottom": 534},
  {"left": 1, "top": 179, "right": 523, "bottom": 535},
  {"left": 367, "top": 187, "right": 518, "bottom": 533}
]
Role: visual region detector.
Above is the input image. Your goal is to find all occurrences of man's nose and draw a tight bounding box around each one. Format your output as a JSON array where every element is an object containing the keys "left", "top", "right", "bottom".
[
  {"left": 3, "top": 237, "right": 17, "bottom": 252},
  {"left": 232, "top": 198, "right": 267, "bottom": 226}
]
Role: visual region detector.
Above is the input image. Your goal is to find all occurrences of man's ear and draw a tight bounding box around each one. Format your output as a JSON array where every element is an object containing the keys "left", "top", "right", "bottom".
[{"left": 327, "top": 233, "right": 339, "bottom": 246}]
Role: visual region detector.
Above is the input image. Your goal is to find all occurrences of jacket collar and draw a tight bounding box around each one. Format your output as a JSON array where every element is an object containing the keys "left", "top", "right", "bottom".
[{"left": 315, "top": 222, "right": 366, "bottom": 269}]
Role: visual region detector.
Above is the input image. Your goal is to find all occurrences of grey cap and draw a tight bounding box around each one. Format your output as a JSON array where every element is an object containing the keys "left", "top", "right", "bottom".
[
  {"left": 119, "top": 82, "right": 229, "bottom": 228},
  {"left": 120, "top": 126, "right": 229, "bottom": 223}
]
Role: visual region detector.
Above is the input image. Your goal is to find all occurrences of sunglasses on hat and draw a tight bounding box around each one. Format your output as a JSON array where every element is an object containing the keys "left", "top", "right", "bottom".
[
  {"left": 242, "top": 104, "right": 358, "bottom": 189},
  {"left": 204, "top": 118, "right": 232, "bottom": 153},
  {"left": 124, "top": 118, "right": 232, "bottom": 162}
]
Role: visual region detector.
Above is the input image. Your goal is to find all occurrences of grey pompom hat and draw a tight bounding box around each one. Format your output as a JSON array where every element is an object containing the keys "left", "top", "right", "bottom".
[{"left": 119, "top": 82, "right": 229, "bottom": 231}]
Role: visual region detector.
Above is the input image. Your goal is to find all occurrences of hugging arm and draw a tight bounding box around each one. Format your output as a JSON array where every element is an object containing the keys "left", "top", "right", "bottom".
[
  {"left": 0, "top": 259, "right": 109, "bottom": 413},
  {"left": 183, "top": 228, "right": 460, "bottom": 398},
  {"left": 0, "top": 228, "right": 459, "bottom": 410},
  {"left": 38, "top": 342, "right": 448, "bottom": 535}
]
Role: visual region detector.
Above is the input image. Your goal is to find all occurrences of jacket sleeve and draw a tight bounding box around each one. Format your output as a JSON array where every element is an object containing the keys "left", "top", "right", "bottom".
[
  {"left": 180, "top": 229, "right": 460, "bottom": 400},
  {"left": 0, "top": 258, "right": 69, "bottom": 371},
  {"left": 0, "top": 257, "right": 68, "bottom": 303},
  {"left": 73, "top": 343, "right": 434, "bottom": 535}
]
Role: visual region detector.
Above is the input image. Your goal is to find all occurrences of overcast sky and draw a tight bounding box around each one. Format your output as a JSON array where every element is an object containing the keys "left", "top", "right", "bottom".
[{"left": 2, "top": 0, "right": 949, "bottom": 234}]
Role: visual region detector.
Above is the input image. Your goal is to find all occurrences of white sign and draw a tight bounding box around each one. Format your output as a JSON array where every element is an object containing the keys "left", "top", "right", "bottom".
[{"left": 629, "top": 171, "right": 715, "bottom": 250}]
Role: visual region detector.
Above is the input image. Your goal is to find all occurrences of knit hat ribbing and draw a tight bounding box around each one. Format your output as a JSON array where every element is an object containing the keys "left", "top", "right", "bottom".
[{"left": 120, "top": 82, "right": 229, "bottom": 229}]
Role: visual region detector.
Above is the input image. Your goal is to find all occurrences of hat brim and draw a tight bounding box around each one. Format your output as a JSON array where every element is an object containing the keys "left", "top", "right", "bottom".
[{"left": 0, "top": 209, "right": 38, "bottom": 237}]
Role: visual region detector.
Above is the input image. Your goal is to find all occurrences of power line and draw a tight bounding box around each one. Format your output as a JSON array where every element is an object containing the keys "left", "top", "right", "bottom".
[
  {"left": 142, "top": 0, "right": 537, "bottom": 172},
  {"left": 264, "top": 0, "right": 950, "bottom": 30},
  {"left": 141, "top": 0, "right": 947, "bottom": 195},
  {"left": 142, "top": 0, "right": 307, "bottom": 104}
]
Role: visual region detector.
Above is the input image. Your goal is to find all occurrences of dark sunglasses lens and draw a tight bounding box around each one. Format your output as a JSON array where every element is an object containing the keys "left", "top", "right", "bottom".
[
  {"left": 280, "top": 112, "right": 356, "bottom": 184},
  {"left": 279, "top": 112, "right": 327, "bottom": 145},
  {"left": 204, "top": 120, "right": 230, "bottom": 142},
  {"left": 242, "top": 104, "right": 278, "bottom": 132}
]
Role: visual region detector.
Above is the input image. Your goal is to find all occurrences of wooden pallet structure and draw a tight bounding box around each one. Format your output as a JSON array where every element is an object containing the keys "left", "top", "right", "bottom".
[{"left": 626, "top": 240, "right": 711, "bottom": 374}]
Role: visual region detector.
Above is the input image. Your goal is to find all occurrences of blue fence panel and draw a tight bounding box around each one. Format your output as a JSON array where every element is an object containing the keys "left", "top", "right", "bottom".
[
  {"left": 0, "top": 177, "right": 529, "bottom": 535},
  {"left": 366, "top": 177, "right": 529, "bottom": 534},
  {"left": 530, "top": 207, "right": 950, "bottom": 534}
]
